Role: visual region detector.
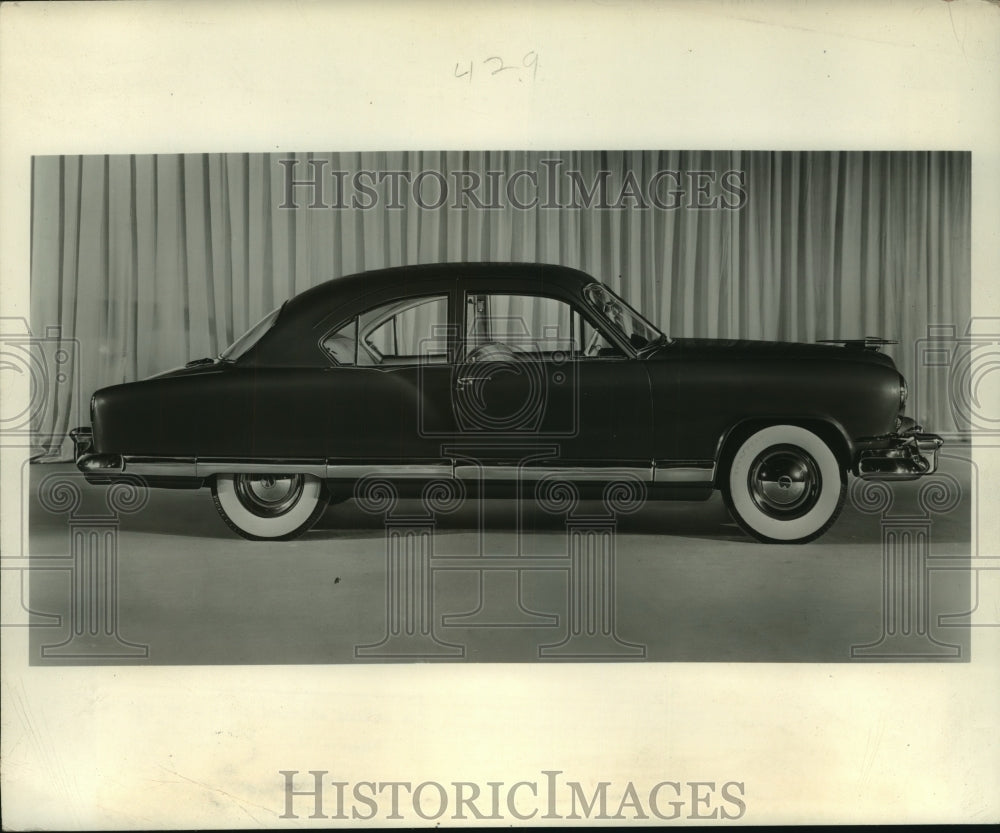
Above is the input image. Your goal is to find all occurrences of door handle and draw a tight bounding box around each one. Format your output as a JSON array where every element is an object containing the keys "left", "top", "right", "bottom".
[{"left": 456, "top": 374, "right": 492, "bottom": 388}]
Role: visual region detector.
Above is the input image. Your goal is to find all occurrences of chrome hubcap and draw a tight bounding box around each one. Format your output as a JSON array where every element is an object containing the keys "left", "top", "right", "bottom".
[
  {"left": 747, "top": 445, "right": 821, "bottom": 520},
  {"left": 233, "top": 473, "right": 304, "bottom": 517}
]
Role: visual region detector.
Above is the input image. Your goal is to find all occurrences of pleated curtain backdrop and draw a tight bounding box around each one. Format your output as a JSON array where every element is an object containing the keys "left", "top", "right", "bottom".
[{"left": 29, "top": 150, "right": 970, "bottom": 456}]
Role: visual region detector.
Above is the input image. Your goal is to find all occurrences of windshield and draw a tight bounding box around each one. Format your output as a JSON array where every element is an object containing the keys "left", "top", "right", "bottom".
[
  {"left": 219, "top": 304, "right": 283, "bottom": 361},
  {"left": 583, "top": 283, "right": 666, "bottom": 351}
]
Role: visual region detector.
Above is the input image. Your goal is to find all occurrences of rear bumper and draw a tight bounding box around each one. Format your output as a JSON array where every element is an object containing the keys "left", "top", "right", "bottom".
[
  {"left": 71, "top": 427, "right": 125, "bottom": 483},
  {"left": 852, "top": 419, "right": 943, "bottom": 481},
  {"left": 70, "top": 427, "right": 204, "bottom": 487}
]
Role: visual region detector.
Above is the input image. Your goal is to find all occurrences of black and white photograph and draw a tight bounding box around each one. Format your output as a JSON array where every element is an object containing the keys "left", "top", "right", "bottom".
[
  {"left": 2, "top": 1, "right": 998, "bottom": 828},
  {"left": 23, "top": 149, "right": 974, "bottom": 665}
]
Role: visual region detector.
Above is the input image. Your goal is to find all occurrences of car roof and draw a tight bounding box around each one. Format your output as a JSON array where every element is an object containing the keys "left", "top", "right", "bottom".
[
  {"left": 250, "top": 262, "right": 601, "bottom": 366},
  {"left": 283, "top": 261, "right": 596, "bottom": 317}
]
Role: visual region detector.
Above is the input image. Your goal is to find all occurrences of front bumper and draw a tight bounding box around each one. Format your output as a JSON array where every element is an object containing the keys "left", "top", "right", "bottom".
[{"left": 852, "top": 418, "right": 943, "bottom": 481}]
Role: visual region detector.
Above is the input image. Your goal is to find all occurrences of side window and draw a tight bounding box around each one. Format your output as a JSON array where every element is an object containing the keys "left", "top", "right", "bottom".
[
  {"left": 465, "top": 293, "right": 622, "bottom": 359},
  {"left": 322, "top": 319, "right": 357, "bottom": 365},
  {"left": 572, "top": 309, "right": 620, "bottom": 357},
  {"left": 321, "top": 295, "right": 449, "bottom": 366}
]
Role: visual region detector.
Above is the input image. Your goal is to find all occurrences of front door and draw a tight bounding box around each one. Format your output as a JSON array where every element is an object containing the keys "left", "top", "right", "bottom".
[{"left": 451, "top": 285, "right": 653, "bottom": 477}]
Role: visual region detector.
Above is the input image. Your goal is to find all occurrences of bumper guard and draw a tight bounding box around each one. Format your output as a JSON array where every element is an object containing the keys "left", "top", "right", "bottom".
[{"left": 853, "top": 420, "right": 943, "bottom": 481}]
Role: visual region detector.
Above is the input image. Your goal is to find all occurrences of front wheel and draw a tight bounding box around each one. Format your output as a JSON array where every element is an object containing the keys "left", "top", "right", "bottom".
[
  {"left": 722, "top": 425, "right": 846, "bottom": 544},
  {"left": 212, "top": 473, "right": 328, "bottom": 540}
]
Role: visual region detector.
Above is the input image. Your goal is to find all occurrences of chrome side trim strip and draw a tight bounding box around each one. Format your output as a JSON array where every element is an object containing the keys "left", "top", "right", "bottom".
[
  {"left": 117, "top": 458, "right": 454, "bottom": 479},
  {"left": 121, "top": 456, "right": 195, "bottom": 477},
  {"left": 109, "top": 457, "right": 717, "bottom": 485},
  {"left": 325, "top": 463, "right": 454, "bottom": 479},
  {"left": 653, "top": 461, "right": 716, "bottom": 484},
  {"left": 198, "top": 459, "right": 328, "bottom": 477},
  {"left": 455, "top": 465, "right": 652, "bottom": 482}
]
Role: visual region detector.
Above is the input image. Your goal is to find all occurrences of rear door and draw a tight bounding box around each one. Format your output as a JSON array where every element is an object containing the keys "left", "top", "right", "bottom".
[{"left": 317, "top": 287, "right": 458, "bottom": 466}]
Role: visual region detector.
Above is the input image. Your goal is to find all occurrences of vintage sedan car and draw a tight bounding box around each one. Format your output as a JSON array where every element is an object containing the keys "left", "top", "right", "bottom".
[{"left": 71, "top": 262, "right": 942, "bottom": 543}]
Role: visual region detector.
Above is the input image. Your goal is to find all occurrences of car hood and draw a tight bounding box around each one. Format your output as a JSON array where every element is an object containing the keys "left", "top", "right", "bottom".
[{"left": 655, "top": 337, "right": 898, "bottom": 368}]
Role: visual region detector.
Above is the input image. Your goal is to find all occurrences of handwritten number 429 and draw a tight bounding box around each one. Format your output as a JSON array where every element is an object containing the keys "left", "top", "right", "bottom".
[{"left": 454, "top": 52, "right": 539, "bottom": 82}]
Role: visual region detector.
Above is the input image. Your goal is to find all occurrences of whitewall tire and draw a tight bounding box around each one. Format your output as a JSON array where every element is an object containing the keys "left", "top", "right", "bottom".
[
  {"left": 212, "top": 473, "right": 328, "bottom": 540},
  {"left": 723, "top": 425, "right": 846, "bottom": 544}
]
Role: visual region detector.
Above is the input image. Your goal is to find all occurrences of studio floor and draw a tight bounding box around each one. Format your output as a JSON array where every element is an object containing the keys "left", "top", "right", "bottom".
[{"left": 23, "top": 453, "right": 975, "bottom": 665}]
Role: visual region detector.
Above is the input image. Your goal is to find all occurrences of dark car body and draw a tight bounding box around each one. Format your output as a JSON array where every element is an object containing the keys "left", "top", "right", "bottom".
[{"left": 72, "top": 262, "right": 942, "bottom": 542}]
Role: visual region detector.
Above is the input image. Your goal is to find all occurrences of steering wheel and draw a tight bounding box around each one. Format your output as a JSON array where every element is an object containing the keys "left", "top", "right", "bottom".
[
  {"left": 466, "top": 341, "right": 520, "bottom": 363},
  {"left": 584, "top": 329, "right": 603, "bottom": 357}
]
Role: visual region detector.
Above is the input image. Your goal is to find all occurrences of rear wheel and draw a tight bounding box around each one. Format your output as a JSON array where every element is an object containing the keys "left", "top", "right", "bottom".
[
  {"left": 212, "top": 473, "right": 328, "bottom": 540},
  {"left": 723, "top": 425, "right": 846, "bottom": 544}
]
